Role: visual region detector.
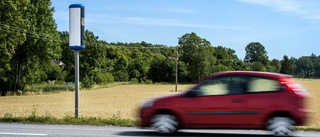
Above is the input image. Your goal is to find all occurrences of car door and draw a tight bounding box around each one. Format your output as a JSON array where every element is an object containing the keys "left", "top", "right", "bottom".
[
  {"left": 182, "top": 75, "right": 249, "bottom": 128},
  {"left": 243, "top": 76, "right": 283, "bottom": 126}
]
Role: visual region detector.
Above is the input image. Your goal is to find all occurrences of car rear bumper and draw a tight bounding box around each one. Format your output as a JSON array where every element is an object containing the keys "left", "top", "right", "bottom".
[{"left": 294, "top": 109, "right": 311, "bottom": 126}]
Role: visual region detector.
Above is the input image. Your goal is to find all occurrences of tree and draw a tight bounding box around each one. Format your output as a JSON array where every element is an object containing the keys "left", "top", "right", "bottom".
[
  {"left": 244, "top": 42, "right": 269, "bottom": 65},
  {"left": 128, "top": 55, "right": 149, "bottom": 82},
  {"left": 0, "top": 0, "right": 61, "bottom": 95},
  {"left": 251, "top": 62, "right": 265, "bottom": 71},
  {"left": 0, "top": 0, "right": 30, "bottom": 95},
  {"left": 178, "top": 32, "right": 215, "bottom": 82},
  {"left": 213, "top": 46, "right": 240, "bottom": 71},
  {"left": 268, "top": 59, "right": 281, "bottom": 72},
  {"left": 148, "top": 57, "right": 175, "bottom": 83},
  {"left": 16, "top": 0, "right": 61, "bottom": 86},
  {"left": 313, "top": 56, "right": 320, "bottom": 78},
  {"left": 113, "top": 55, "right": 129, "bottom": 81},
  {"left": 280, "top": 55, "right": 293, "bottom": 74},
  {"left": 294, "top": 56, "right": 314, "bottom": 78},
  {"left": 80, "top": 30, "right": 107, "bottom": 87},
  {"left": 58, "top": 31, "right": 74, "bottom": 82}
]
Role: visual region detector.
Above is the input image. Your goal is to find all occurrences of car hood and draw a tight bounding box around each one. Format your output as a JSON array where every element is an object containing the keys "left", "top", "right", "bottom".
[
  {"left": 153, "top": 92, "right": 185, "bottom": 102},
  {"left": 152, "top": 92, "right": 184, "bottom": 101}
]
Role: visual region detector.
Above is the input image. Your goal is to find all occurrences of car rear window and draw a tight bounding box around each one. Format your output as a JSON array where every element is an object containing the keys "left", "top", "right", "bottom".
[{"left": 247, "top": 77, "right": 281, "bottom": 93}]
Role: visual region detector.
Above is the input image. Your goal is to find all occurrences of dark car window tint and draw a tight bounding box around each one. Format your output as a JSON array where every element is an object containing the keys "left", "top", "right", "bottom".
[
  {"left": 247, "top": 77, "right": 280, "bottom": 93},
  {"left": 196, "top": 76, "right": 248, "bottom": 96}
]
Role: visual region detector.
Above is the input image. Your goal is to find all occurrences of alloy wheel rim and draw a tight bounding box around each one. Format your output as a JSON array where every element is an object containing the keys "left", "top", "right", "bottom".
[{"left": 151, "top": 114, "right": 178, "bottom": 133}]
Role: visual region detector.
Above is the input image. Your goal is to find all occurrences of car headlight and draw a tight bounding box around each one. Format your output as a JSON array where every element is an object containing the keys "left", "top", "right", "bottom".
[{"left": 140, "top": 99, "right": 155, "bottom": 108}]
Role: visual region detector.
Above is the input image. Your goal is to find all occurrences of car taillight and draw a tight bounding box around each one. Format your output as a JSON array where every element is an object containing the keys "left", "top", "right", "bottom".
[
  {"left": 280, "top": 77, "right": 309, "bottom": 97},
  {"left": 280, "top": 77, "right": 310, "bottom": 110}
]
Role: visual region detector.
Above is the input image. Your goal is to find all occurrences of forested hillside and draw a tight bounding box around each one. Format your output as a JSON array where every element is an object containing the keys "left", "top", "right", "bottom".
[{"left": 1, "top": 0, "right": 319, "bottom": 95}]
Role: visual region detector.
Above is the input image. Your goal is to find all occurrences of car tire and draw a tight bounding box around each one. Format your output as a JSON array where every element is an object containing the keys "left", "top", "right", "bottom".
[
  {"left": 151, "top": 114, "right": 179, "bottom": 134},
  {"left": 267, "top": 117, "right": 295, "bottom": 136}
]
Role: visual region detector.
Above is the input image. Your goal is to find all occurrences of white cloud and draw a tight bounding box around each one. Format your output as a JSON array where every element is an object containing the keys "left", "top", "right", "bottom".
[
  {"left": 238, "top": 0, "right": 320, "bottom": 21},
  {"left": 162, "top": 8, "right": 199, "bottom": 14},
  {"left": 238, "top": 0, "right": 305, "bottom": 14},
  {"left": 86, "top": 14, "right": 251, "bottom": 30},
  {"left": 308, "top": 15, "right": 320, "bottom": 20}
]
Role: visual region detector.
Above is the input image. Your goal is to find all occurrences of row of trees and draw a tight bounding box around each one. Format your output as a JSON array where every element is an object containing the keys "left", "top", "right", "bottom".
[
  {"left": 1, "top": 0, "right": 319, "bottom": 95},
  {"left": 50, "top": 31, "right": 320, "bottom": 87},
  {"left": 0, "top": 0, "right": 61, "bottom": 95}
]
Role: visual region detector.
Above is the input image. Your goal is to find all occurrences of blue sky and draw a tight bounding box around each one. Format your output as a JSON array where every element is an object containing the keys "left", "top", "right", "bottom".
[{"left": 51, "top": 0, "right": 320, "bottom": 60}]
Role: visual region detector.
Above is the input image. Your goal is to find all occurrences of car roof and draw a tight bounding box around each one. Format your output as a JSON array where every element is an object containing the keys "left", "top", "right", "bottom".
[{"left": 210, "top": 71, "right": 292, "bottom": 79}]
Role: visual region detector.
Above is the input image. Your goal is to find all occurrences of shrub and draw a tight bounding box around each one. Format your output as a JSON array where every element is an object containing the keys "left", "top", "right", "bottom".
[
  {"left": 129, "top": 78, "right": 139, "bottom": 84},
  {"left": 143, "top": 79, "right": 153, "bottom": 84},
  {"left": 95, "top": 73, "right": 114, "bottom": 84},
  {"left": 113, "top": 71, "right": 129, "bottom": 82},
  {"left": 81, "top": 76, "right": 94, "bottom": 89}
]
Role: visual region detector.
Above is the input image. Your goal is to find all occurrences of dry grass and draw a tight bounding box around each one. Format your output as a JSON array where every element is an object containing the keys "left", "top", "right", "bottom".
[
  {"left": 0, "top": 80, "right": 319, "bottom": 129},
  {"left": 0, "top": 84, "right": 193, "bottom": 120},
  {"left": 297, "top": 79, "right": 320, "bottom": 129}
]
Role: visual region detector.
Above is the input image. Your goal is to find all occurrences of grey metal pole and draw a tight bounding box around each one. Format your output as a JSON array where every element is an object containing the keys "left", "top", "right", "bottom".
[
  {"left": 175, "top": 47, "right": 178, "bottom": 92},
  {"left": 75, "top": 51, "right": 79, "bottom": 118}
]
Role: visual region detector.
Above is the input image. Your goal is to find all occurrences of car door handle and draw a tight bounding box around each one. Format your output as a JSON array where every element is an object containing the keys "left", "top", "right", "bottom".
[{"left": 231, "top": 99, "right": 246, "bottom": 103}]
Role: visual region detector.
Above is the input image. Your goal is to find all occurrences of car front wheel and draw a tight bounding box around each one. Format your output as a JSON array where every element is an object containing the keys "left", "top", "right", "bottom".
[
  {"left": 151, "top": 114, "right": 179, "bottom": 134},
  {"left": 267, "top": 117, "right": 295, "bottom": 136}
]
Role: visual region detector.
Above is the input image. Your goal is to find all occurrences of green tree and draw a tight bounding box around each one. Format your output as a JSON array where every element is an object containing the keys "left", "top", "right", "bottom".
[
  {"left": 95, "top": 72, "right": 114, "bottom": 84},
  {"left": 251, "top": 62, "right": 265, "bottom": 71},
  {"left": 280, "top": 55, "right": 293, "bottom": 74},
  {"left": 18, "top": 0, "right": 61, "bottom": 85},
  {"left": 213, "top": 46, "right": 240, "bottom": 71},
  {"left": 109, "top": 47, "right": 130, "bottom": 81},
  {"left": 128, "top": 56, "right": 149, "bottom": 82},
  {"left": 268, "top": 59, "right": 281, "bottom": 72},
  {"left": 178, "top": 32, "right": 215, "bottom": 82},
  {"left": 58, "top": 31, "right": 75, "bottom": 82},
  {"left": 0, "top": 0, "right": 61, "bottom": 95},
  {"left": 148, "top": 57, "right": 175, "bottom": 83},
  {"left": 80, "top": 30, "right": 107, "bottom": 87},
  {"left": 313, "top": 56, "right": 320, "bottom": 78},
  {"left": 295, "top": 56, "right": 314, "bottom": 78},
  {"left": 46, "top": 62, "right": 67, "bottom": 81},
  {"left": 0, "top": 0, "right": 30, "bottom": 95},
  {"left": 113, "top": 55, "right": 129, "bottom": 81},
  {"left": 244, "top": 42, "right": 269, "bottom": 66}
]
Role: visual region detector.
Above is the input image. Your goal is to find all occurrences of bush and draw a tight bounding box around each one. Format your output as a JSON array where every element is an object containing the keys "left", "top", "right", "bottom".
[
  {"left": 24, "top": 83, "right": 69, "bottom": 94},
  {"left": 95, "top": 73, "right": 114, "bottom": 84},
  {"left": 113, "top": 71, "right": 129, "bottom": 82},
  {"left": 143, "top": 79, "right": 153, "bottom": 84},
  {"left": 129, "top": 78, "right": 139, "bottom": 84},
  {"left": 81, "top": 76, "right": 94, "bottom": 89}
]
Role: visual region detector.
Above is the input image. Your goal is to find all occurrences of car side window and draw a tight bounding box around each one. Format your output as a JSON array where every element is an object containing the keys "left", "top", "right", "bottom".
[
  {"left": 247, "top": 77, "right": 280, "bottom": 93},
  {"left": 198, "top": 80, "right": 228, "bottom": 96},
  {"left": 196, "top": 76, "right": 248, "bottom": 96}
]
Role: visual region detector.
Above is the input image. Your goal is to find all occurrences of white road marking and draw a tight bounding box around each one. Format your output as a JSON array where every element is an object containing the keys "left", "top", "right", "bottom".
[{"left": 0, "top": 132, "right": 47, "bottom": 136}]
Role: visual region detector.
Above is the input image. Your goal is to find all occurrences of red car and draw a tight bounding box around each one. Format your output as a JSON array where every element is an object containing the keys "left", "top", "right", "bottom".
[{"left": 139, "top": 71, "right": 310, "bottom": 136}]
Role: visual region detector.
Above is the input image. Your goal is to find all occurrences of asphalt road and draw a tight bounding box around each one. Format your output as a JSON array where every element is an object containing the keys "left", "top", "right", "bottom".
[{"left": 0, "top": 123, "right": 319, "bottom": 137}]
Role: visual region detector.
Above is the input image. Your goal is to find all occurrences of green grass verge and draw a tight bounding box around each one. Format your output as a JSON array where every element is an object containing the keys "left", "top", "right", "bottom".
[
  {"left": 0, "top": 115, "right": 137, "bottom": 127},
  {"left": 0, "top": 115, "right": 319, "bottom": 132},
  {"left": 296, "top": 126, "right": 320, "bottom": 132}
]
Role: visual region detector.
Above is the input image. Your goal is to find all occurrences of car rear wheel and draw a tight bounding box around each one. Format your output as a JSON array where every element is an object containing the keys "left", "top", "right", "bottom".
[
  {"left": 151, "top": 114, "right": 179, "bottom": 134},
  {"left": 267, "top": 117, "right": 295, "bottom": 136}
]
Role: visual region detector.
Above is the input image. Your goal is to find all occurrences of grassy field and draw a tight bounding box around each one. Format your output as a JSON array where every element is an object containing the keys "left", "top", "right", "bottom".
[
  {"left": 0, "top": 84, "right": 193, "bottom": 120},
  {"left": 0, "top": 79, "right": 319, "bottom": 129},
  {"left": 298, "top": 79, "right": 320, "bottom": 129}
]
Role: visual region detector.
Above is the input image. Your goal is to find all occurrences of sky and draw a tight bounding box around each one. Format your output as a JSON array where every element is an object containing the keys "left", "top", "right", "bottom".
[{"left": 51, "top": 0, "right": 320, "bottom": 60}]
